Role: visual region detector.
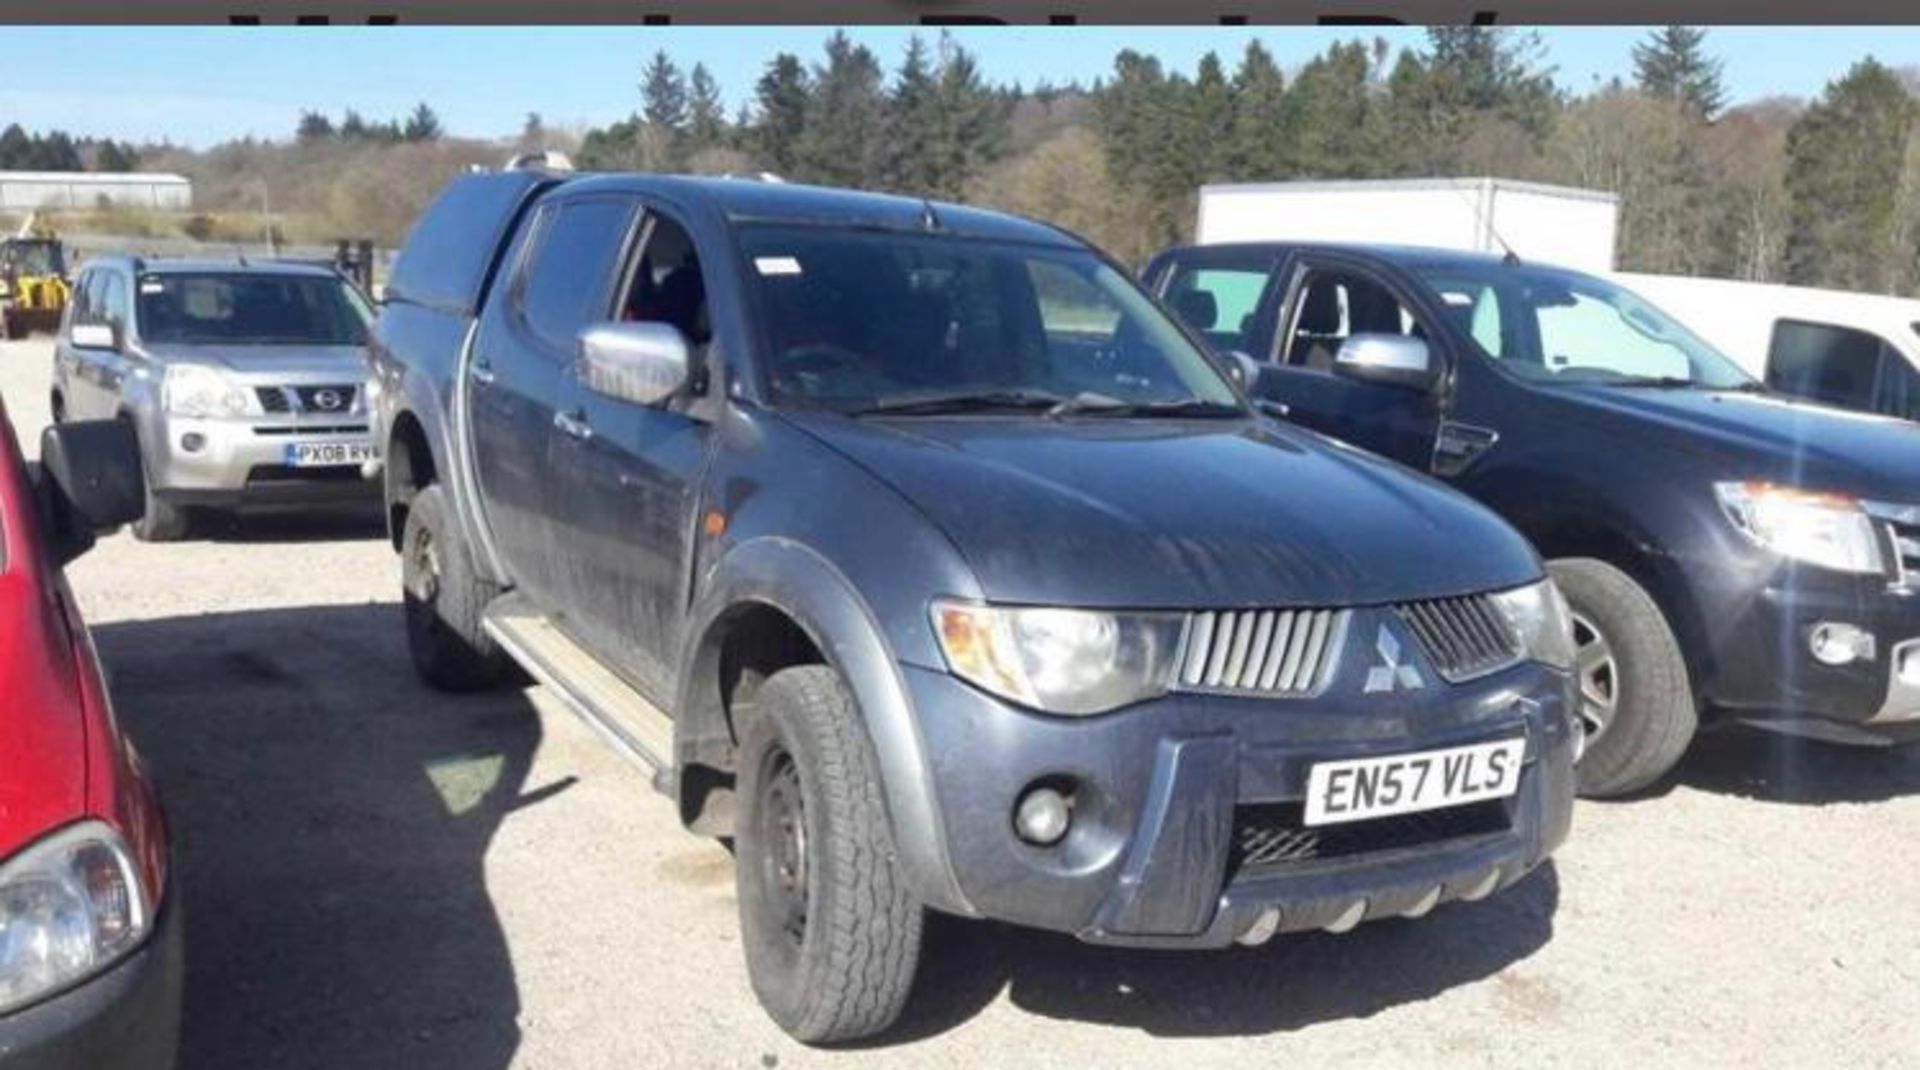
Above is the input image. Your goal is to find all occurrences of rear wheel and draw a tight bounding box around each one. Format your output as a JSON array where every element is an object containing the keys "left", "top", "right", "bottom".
[
  {"left": 1549, "top": 558, "right": 1697, "bottom": 797},
  {"left": 401, "top": 484, "right": 508, "bottom": 691},
  {"left": 130, "top": 455, "right": 192, "bottom": 543},
  {"left": 735, "top": 665, "right": 923, "bottom": 1044}
]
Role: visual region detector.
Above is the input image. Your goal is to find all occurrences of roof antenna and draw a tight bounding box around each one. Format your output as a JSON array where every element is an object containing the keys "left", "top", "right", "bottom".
[
  {"left": 920, "top": 199, "right": 942, "bottom": 232},
  {"left": 1453, "top": 179, "right": 1522, "bottom": 266}
]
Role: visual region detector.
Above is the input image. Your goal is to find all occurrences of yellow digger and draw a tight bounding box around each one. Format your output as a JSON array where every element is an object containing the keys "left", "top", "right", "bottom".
[{"left": 0, "top": 216, "right": 72, "bottom": 340}]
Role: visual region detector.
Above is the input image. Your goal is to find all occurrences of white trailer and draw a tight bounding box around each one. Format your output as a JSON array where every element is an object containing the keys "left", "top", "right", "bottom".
[{"left": 1196, "top": 178, "right": 1620, "bottom": 274}]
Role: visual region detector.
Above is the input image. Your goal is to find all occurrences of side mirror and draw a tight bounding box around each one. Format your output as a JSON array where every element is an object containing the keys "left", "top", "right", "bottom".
[
  {"left": 35, "top": 420, "right": 145, "bottom": 565},
  {"left": 70, "top": 323, "right": 118, "bottom": 351},
  {"left": 1333, "top": 333, "right": 1437, "bottom": 392},
  {"left": 1222, "top": 350, "right": 1263, "bottom": 389},
  {"left": 577, "top": 321, "right": 692, "bottom": 407}
]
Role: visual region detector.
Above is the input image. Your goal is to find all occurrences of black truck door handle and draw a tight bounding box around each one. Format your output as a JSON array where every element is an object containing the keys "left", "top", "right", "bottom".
[{"left": 553, "top": 408, "right": 593, "bottom": 441}]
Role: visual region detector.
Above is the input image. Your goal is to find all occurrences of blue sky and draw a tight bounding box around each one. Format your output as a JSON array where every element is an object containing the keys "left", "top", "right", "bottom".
[{"left": 3, "top": 27, "right": 1917, "bottom": 148}]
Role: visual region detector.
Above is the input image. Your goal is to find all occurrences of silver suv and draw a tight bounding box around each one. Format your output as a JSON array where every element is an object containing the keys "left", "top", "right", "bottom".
[{"left": 53, "top": 257, "right": 380, "bottom": 540}]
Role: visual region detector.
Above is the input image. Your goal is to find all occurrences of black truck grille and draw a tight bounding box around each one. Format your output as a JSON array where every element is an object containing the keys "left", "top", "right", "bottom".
[
  {"left": 1231, "top": 800, "right": 1511, "bottom": 874},
  {"left": 254, "top": 385, "right": 358, "bottom": 415},
  {"left": 1395, "top": 594, "right": 1523, "bottom": 683}
]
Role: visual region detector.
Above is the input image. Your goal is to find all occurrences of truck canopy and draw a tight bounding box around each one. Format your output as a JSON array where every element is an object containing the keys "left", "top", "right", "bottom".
[{"left": 385, "top": 170, "right": 557, "bottom": 316}]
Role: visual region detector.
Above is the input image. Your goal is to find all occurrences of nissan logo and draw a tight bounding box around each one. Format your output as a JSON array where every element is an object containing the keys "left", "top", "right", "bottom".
[{"left": 312, "top": 389, "right": 344, "bottom": 411}]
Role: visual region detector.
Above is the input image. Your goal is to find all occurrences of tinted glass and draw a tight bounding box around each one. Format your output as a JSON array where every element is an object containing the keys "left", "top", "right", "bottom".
[
  {"left": 518, "top": 199, "right": 636, "bottom": 350},
  {"left": 1768, "top": 320, "right": 1889, "bottom": 413},
  {"left": 741, "top": 227, "right": 1237, "bottom": 413},
  {"left": 1163, "top": 265, "right": 1268, "bottom": 353},
  {"left": 138, "top": 273, "right": 371, "bottom": 347},
  {"left": 1415, "top": 262, "right": 1753, "bottom": 389}
]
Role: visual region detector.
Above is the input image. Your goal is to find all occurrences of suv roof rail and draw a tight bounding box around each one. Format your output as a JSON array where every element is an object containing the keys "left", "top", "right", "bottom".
[
  {"left": 719, "top": 171, "right": 787, "bottom": 184},
  {"left": 504, "top": 150, "right": 575, "bottom": 174}
]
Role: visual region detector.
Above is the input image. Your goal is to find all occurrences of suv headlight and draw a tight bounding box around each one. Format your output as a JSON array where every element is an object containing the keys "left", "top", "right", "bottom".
[
  {"left": 1488, "top": 579, "right": 1577, "bottom": 672},
  {"left": 0, "top": 821, "right": 154, "bottom": 1015},
  {"left": 932, "top": 601, "right": 1186, "bottom": 715},
  {"left": 1715, "top": 481, "right": 1884, "bottom": 575},
  {"left": 163, "top": 364, "right": 249, "bottom": 418}
]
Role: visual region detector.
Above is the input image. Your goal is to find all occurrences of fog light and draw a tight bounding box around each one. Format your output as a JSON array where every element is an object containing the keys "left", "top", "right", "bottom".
[
  {"left": 180, "top": 432, "right": 206, "bottom": 453},
  {"left": 1013, "top": 786, "right": 1071, "bottom": 846},
  {"left": 1809, "top": 622, "right": 1875, "bottom": 667}
]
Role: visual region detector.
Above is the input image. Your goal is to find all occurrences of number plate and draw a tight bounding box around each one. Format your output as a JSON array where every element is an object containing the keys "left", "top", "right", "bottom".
[
  {"left": 1304, "top": 737, "right": 1526, "bottom": 827},
  {"left": 283, "top": 441, "right": 376, "bottom": 468}
]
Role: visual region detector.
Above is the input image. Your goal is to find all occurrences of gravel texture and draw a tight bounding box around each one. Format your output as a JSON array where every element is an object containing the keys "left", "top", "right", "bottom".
[{"left": 4, "top": 338, "right": 1916, "bottom": 1069}]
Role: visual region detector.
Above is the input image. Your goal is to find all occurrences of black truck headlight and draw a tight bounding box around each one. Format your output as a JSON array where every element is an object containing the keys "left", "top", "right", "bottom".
[
  {"left": 1715, "top": 481, "right": 1885, "bottom": 575},
  {"left": 1488, "top": 579, "right": 1577, "bottom": 672},
  {"left": 0, "top": 821, "right": 153, "bottom": 1015},
  {"left": 932, "top": 601, "right": 1186, "bottom": 715}
]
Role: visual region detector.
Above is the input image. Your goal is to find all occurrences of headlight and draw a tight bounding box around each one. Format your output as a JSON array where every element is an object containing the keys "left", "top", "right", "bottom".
[
  {"left": 163, "top": 364, "right": 249, "bottom": 418},
  {"left": 1488, "top": 579, "right": 1577, "bottom": 672},
  {"left": 0, "top": 821, "right": 153, "bottom": 1014},
  {"left": 931, "top": 601, "right": 1186, "bottom": 715},
  {"left": 1715, "top": 481, "right": 1884, "bottom": 575}
]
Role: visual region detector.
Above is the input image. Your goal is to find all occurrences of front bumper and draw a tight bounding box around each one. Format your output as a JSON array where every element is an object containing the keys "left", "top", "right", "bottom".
[
  {"left": 0, "top": 893, "right": 182, "bottom": 1070},
  {"left": 1694, "top": 562, "right": 1920, "bottom": 743},
  {"left": 148, "top": 413, "right": 379, "bottom": 507},
  {"left": 904, "top": 660, "right": 1577, "bottom": 947}
]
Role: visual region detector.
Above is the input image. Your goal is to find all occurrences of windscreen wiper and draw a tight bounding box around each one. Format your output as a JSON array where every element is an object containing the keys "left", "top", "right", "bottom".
[
  {"left": 851, "top": 389, "right": 1070, "bottom": 416},
  {"left": 1045, "top": 393, "right": 1246, "bottom": 418}
]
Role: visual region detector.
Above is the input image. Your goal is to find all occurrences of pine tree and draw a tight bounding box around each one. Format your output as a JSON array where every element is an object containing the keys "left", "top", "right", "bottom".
[
  {"left": 795, "top": 32, "right": 886, "bottom": 187},
  {"left": 1632, "top": 26, "right": 1726, "bottom": 119},
  {"left": 642, "top": 51, "right": 689, "bottom": 136},
  {"left": 94, "top": 141, "right": 137, "bottom": 172},
  {"left": 927, "top": 35, "right": 1010, "bottom": 200},
  {"left": 1285, "top": 41, "right": 1382, "bottom": 179},
  {"left": 1186, "top": 52, "right": 1234, "bottom": 184},
  {"left": 1784, "top": 58, "right": 1918, "bottom": 291},
  {"left": 883, "top": 35, "right": 941, "bottom": 194},
  {"left": 0, "top": 124, "right": 30, "bottom": 169},
  {"left": 296, "top": 111, "right": 336, "bottom": 142},
  {"left": 752, "top": 53, "right": 810, "bottom": 176},
  {"left": 688, "top": 64, "right": 728, "bottom": 150},
  {"left": 1224, "top": 40, "right": 1290, "bottom": 182},
  {"left": 340, "top": 110, "right": 370, "bottom": 140},
  {"left": 402, "top": 103, "right": 443, "bottom": 142}
]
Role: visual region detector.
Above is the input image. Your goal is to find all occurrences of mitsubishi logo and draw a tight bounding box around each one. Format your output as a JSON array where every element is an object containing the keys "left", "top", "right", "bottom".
[{"left": 1363, "top": 624, "right": 1424, "bottom": 694}]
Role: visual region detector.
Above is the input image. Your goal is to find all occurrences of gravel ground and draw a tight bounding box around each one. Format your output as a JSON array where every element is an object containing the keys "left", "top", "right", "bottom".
[{"left": 4, "top": 338, "right": 1917, "bottom": 1069}]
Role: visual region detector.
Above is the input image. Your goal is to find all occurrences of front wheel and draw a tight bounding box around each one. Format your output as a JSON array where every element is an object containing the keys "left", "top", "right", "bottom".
[
  {"left": 1549, "top": 558, "right": 1698, "bottom": 797},
  {"left": 735, "top": 665, "right": 923, "bottom": 1044}
]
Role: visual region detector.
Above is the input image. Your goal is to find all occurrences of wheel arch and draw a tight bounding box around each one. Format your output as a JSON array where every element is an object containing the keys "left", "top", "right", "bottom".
[
  {"left": 673, "top": 537, "right": 974, "bottom": 917},
  {"left": 384, "top": 408, "right": 438, "bottom": 551}
]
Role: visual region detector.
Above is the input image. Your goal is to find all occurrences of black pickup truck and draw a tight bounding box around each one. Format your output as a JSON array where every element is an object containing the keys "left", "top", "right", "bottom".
[
  {"left": 371, "top": 167, "right": 1578, "bottom": 1042},
  {"left": 1147, "top": 241, "right": 1920, "bottom": 798}
]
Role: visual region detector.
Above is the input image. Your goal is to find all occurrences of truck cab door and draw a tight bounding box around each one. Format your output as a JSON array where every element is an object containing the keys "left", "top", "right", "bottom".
[
  {"left": 468, "top": 194, "right": 641, "bottom": 609},
  {"left": 1247, "top": 257, "right": 1446, "bottom": 469},
  {"left": 548, "top": 206, "right": 712, "bottom": 700}
]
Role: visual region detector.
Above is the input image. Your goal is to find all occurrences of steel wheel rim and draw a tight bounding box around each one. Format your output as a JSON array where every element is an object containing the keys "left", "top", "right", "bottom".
[
  {"left": 1571, "top": 610, "right": 1617, "bottom": 744},
  {"left": 407, "top": 526, "right": 441, "bottom": 605},
  {"left": 756, "top": 747, "right": 809, "bottom": 950}
]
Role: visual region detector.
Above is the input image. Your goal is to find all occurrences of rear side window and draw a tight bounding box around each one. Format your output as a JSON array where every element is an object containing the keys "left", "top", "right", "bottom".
[
  {"left": 1767, "top": 320, "right": 1910, "bottom": 417},
  {"left": 515, "top": 198, "right": 638, "bottom": 351},
  {"left": 1162, "top": 264, "right": 1268, "bottom": 354},
  {"left": 387, "top": 171, "right": 553, "bottom": 314}
]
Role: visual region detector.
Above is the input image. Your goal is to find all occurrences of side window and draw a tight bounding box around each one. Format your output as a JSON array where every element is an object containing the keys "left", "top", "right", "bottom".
[
  {"left": 1767, "top": 320, "right": 1885, "bottom": 413},
  {"left": 1161, "top": 264, "right": 1269, "bottom": 354},
  {"left": 1284, "top": 268, "right": 1423, "bottom": 370},
  {"left": 67, "top": 270, "right": 99, "bottom": 328},
  {"left": 618, "top": 212, "right": 710, "bottom": 347},
  {"left": 97, "top": 272, "right": 131, "bottom": 333},
  {"left": 515, "top": 198, "right": 639, "bottom": 352}
]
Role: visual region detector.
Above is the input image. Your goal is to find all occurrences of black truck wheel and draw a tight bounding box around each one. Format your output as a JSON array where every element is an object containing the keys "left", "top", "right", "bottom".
[
  {"left": 401, "top": 484, "right": 507, "bottom": 691},
  {"left": 735, "top": 665, "right": 923, "bottom": 1044},
  {"left": 1549, "top": 558, "right": 1698, "bottom": 798}
]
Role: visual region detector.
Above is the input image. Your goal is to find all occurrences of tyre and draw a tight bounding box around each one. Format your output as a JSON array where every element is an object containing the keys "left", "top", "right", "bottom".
[
  {"left": 130, "top": 475, "right": 192, "bottom": 543},
  {"left": 735, "top": 665, "right": 923, "bottom": 1044},
  {"left": 1549, "top": 558, "right": 1698, "bottom": 798},
  {"left": 400, "top": 484, "right": 508, "bottom": 691}
]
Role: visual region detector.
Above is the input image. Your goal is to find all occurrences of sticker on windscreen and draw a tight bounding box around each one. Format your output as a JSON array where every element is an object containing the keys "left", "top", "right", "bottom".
[{"left": 754, "top": 256, "right": 802, "bottom": 276}]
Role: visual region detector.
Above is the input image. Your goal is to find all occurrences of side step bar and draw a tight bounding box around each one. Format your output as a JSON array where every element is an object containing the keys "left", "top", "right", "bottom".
[{"left": 483, "top": 595, "right": 676, "bottom": 782}]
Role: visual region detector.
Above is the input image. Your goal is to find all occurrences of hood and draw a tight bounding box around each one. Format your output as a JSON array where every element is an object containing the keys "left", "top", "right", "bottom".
[
  {"left": 784, "top": 412, "right": 1540, "bottom": 609},
  {"left": 1556, "top": 386, "right": 1920, "bottom": 500},
  {"left": 143, "top": 343, "right": 370, "bottom": 380}
]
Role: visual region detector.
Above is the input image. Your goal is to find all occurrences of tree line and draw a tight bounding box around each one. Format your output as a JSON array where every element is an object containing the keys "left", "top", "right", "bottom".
[{"left": 0, "top": 124, "right": 139, "bottom": 172}]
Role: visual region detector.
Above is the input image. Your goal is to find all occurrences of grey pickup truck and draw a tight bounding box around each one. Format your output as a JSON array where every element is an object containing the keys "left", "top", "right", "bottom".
[{"left": 371, "top": 163, "right": 1579, "bottom": 1043}]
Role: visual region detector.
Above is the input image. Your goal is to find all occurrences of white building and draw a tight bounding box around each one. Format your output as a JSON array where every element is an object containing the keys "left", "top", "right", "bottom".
[{"left": 0, "top": 171, "right": 192, "bottom": 212}]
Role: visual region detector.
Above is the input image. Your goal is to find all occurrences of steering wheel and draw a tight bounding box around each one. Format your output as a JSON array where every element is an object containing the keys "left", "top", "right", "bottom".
[{"left": 774, "top": 344, "right": 870, "bottom": 390}]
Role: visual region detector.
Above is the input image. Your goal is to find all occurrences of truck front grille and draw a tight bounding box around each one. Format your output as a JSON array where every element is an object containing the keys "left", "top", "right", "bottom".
[
  {"left": 1177, "top": 609, "right": 1348, "bottom": 696},
  {"left": 254, "top": 385, "right": 359, "bottom": 415},
  {"left": 1231, "top": 799, "right": 1511, "bottom": 874},
  {"left": 1395, "top": 594, "right": 1523, "bottom": 683},
  {"left": 1865, "top": 502, "right": 1920, "bottom": 586}
]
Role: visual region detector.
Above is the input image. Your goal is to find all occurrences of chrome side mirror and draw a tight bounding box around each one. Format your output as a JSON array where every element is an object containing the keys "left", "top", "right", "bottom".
[
  {"left": 1333, "top": 333, "right": 1437, "bottom": 392},
  {"left": 70, "top": 323, "right": 118, "bottom": 351},
  {"left": 577, "top": 322, "right": 691, "bottom": 407}
]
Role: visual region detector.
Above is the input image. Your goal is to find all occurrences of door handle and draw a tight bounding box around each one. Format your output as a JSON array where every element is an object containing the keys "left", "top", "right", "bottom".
[
  {"left": 470, "top": 359, "right": 496, "bottom": 386},
  {"left": 553, "top": 408, "right": 593, "bottom": 442}
]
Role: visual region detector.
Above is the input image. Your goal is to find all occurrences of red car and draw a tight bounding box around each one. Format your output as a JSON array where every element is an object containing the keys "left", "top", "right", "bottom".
[{"left": 0, "top": 400, "right": 180, "bottom": 1069}]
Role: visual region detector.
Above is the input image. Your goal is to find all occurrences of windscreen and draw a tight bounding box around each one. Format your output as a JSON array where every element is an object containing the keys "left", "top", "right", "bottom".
[
  {"left": 137, "top": 272, "right": 373, "bottom": 347},
  {"left": 1415, "top": 261, "right": 1755, "bottom": 390},
  {"left": 740, "top": 226, "right": 1239, "bottom": 414}
]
